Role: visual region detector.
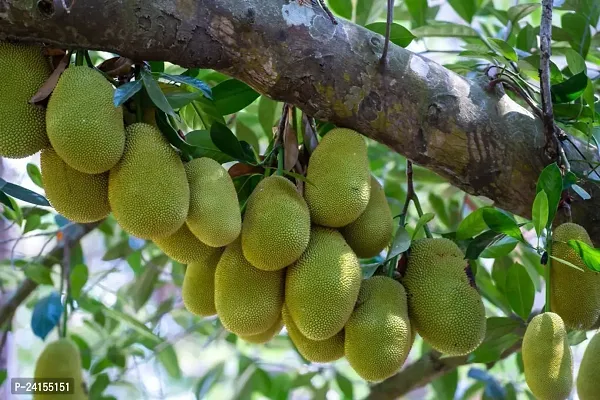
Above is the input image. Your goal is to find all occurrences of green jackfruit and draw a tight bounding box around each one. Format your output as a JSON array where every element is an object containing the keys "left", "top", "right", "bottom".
[
  {"left": 305, "top": 128, "right": 371, "bottom": 227},
  {"left": 186, "top": 158, "right": 241, "bottom": 247},
  {"left": 182, "top": 249, "right": 223, "bottom": 317},
  {"left": 282, "top": 305, "right": 344, "bottom": 363},
  {"left": 342, "top": 176, "right": 393, "bottom": 258},
  {"left": 0, "top": 43, "right": 50, "bottom": 158},
  {"left": 215, "top": 239, "right": 284, "bottom": 336},
  {"left": 33, "top": 338, "right": 86, "bottom": 400},
  {"left": 286, "top": 227, "right": 361, "bottom": 340},
  {"left": 239, "top": 317, "right": 283, "bottom": 344},
  {"left": 41, "top": 148, "right": 110, "bottom": 223},
  {"left": 403, "top": 238, "right": 485, "bottom": 356},
  {"left": 109, "top": 123, "right": 189, "bottom": 239},
  {"left": 154, "top": 224, "right": 221, "bottom": 264},
  {"left": 46, "top": 66, "right": 125, "bottom": 173},
  {"left": 577, "top": 332, "right": 600, "bottom": 400},
  {"left": 242, "top": 176, "right": 310, "bottom": 271},
  {"left": 551, "top": 223, "right": 600, "bottom": 330},
  {"left": 345, "top": 276, "right": 411, "bottom": 381},
  {"left": 522, "top": 312, "right": 573, "bottom": 400}
]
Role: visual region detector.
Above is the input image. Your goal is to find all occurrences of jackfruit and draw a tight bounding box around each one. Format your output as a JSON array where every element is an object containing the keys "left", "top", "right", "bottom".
[
  {"left": 154, "top": 224, "right": 221, "bottom": 264},
  {"left": 239, "top": 317, "right": 283, "bottom": 344},
  {"left": 46, "top": 66, "right": 124, "bottom": 173},
  {"left": 342, "top": 176, "right": 393, "bottom": 258},
  {"left": 577, "top": 332, "right": 600, "bottom": 400},
  {"left": 215, "top": 238, "right": 284, "bottom": 336},
  {"left": 186, "top": 158, "right": 241, "bottom": 247},
  {"left": 182, "top": 249, "right": 223, "bottom": 317},
  {"left": 522, "top": 312, "right": 573, "bottom": 400},
  {"left": 0, "top": 43, "right": 50, "bottom": 158},
  {"left": 402, "top": 238, "right": 485, "bottom": 356},
  {"left": 242, "top": 176, "right": 310, "bottom": 271},
  {"left": 305, "top": 128, "right": 371, "bottom": 227},
  {"left": 282, "top": 305, "right": 344, "bottom": 362},
  {"left": 40, "top": 148, "right": 110, "bottom": 223},
  {"left": 551, "top": 223, "right": 600, "bottom": 330},
  {"left": 345, "top": 276, "right": 411, "bottom": 381},
  {"left": 286, "top": 227, "right": 361, "bottom": 340},
  {"left": 109, "top": 123, "right": 189, "bottom": 239},
  {"left": 33, "top": 338, "right": 86, "bottom": 400}
]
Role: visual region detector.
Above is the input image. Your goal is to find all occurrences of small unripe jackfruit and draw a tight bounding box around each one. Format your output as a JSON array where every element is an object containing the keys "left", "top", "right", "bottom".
[
  {"left": 305, "top": 128, "right": 371, "bottom": 227},
  {"left": 522, "top": 312, "right": 573, "bottom": 400},
  {"left": 182, "top": 249, "right": 223, "bottom": 317},
  {"left": 242, "top": 176, "right": 310, "bottom": 271},
  {"left": 154, "top": 224, "right": 220, "bottom": 264},
  {"left": 403, "top": 238, "right": 485, "bottom": 356},
  {"left": 215, "top": 239, "right": 284, "bottom": 336},
  {"left": 33, "top": 338, "right": 86, "bottom": 400},
  {"left": 342, "top": 176, "right": 393, "bottom": 258},
  {"left": 41, "top": 148, "right": 110, "bottom": 223},
  {"left": 551, "top": 223, "right": 600, "bottom": 330},
  {"left": 109, "top": 123, "right": 189, "bottom": 239},
  {"left": 282, "top": 305, "right": 344, "bottom": 362},
  {"left": 0, "top": 43, "right": 50, "bottom": 158},
  {"left": 345, "top": 276, "right": 411, "bottom": 381},
  {"left": 577, "top": 332, "right": 600, "bottom": 400},
  {"left": 46, "top": 66, "right": 125, "bottom": 173},
  {"left": 186, "top": 158, "right": 241, "bottom": 247},
  {"left": 286, "top": 227, "right": 361, "bottom": 340},
  {"left": 239, "top": 317, "right": 283, "bottom": 344}
]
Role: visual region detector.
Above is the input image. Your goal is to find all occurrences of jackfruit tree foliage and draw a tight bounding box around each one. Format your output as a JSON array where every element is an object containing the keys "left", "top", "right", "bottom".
[{"left": 33, "top": 339, "right": 87, "bottom": 400}]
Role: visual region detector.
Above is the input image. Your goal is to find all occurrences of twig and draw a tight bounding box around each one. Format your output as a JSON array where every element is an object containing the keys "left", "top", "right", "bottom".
[
  {"left": 488, "top": 78, "right": 543, "bottom": 120},
  {"left": 379, "top": 0, "right": 394, "bottom": 68},
  {"left": 539, "top": 0, "right": 559, "bottom": 158},
  {"left": 400, "top": 160, "right": 432, "bottom": 238}
]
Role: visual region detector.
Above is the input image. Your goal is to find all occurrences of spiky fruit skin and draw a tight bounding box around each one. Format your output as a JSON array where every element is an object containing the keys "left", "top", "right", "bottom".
[
  {"left": 522, "top": 312, "right": 573, "bottom": 400},
  {"left": 345, "top": 276, "right": 411, "bottom": 381},
  {"left": 215, "top": 239, "right": 284, "bottom": 336},
  {"left": 239, "top": 317, "right": 283, "bottom": 344},
  {"left": 551, "top": 223, "right": 600, "bottom": 330},
  {"left": 342, "top": 176, "right": 393, "bottom": 258},
  {"left": 305, "top": 128, "right": 370, "bottom": 227},
  {"left": 242, "top": 176, "right": 310, "bottom": 271},
  {"left": 109, "top": 123, "right": 189, "bottom": 239},
  {"left": 577, "top": 332, "right": 600, "bottom": 400},
  {"left": 154, "top": 224, "right": 220, "bottom": 264},
  {"left": 286, "top": 227, "right": 361, "bottom": 340},
  {"left": 402, "top": 238, "right": 485, "bottom": 356},
  {"left": 186, "top": 158, "right": 241, "bottom": 247},
  {"left": 40, "top": 148, "right": 110, "bottom": 223},
  {"left": 46, "top": 66, "right": 125, "bottom": 173},
  {"left": 182, "top": 249, "right": 223, "bottom": 317},
  {"left": 282, "top": 305, "right": 344, "bottom": 362},
  {"left": 33, "top": 339, "right": 86, "bottom": 400},
  {"left": 0, "top": 43, "right": 50, "bottom": 158}
]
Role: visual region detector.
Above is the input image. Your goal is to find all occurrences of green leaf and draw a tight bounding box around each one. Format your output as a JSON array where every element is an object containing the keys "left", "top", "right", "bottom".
[
  {"left": 365, "top": 22, "right": 416, "bottom": 48},
  {"left": 468, "top": 333, "right": 520, "bottom": 363},
  {"left": 141, "top": 69, "right": 176, "bottom": 117},
  {"left": 405, "top": 0, "right": 428, "bottom": 27},
  {"left": 432, "top": 369, "right": 458, "bottom": 400},
  {"left": 583, "top": 78, "right": 595, "bottom": 107},
  {"left": 113, "top": 80, "right": 143, "bottom": 107},
  {"left": 70, "top": 264, "right": 88, "bottom": 299},
  {"left": 195, "top": 362, "right": 225, "bottom": 399},
  {"left": 0, "top": 178, "right": 50, "bottom": 207},
  {"left": 412, "top": 22, "right": 479, "bottom": 38},
  {"left": 157, "top": 344, "right": 181, "bottom": 379},
  {"left": 89, "top": 373, "right": 110, "bottom": 398},
  {"left": 532, "top": 190, "right": 549, "bottom": 237},
  {"left": 507, "top": 3, "right": 540, "bottom": 22},
  {"left": 0, "top": 191, "right": 14, "bottom": 211},
  {"left": 466, "top": 230, "right": 504, "bottom": 260},
  {"left": 488, "top": 38, "right": 518, "bottom": 62},
  {"left": 210, "top": 122, "right": 255, "bottom": 163},
  {"left": 235, "top": 121, "right": 260, "bottom": 153},
  {"left": 479, "top": 237, "right": 518, "bottom": 259},
  {"left": 484, "top": 317, "right": 522, "bottom": 341},
  {"left": 516, "top": 23, "right": 536, "bottom": 52},
  {"left": 549, "top": 255, "right": 584, "bottom": 272},
  {"left": 258, "top": 96, "right": 279, "bottom": 137},
  {"left": 335, "top": 372, "right": 353, "bottom": 399},
  {"left": 566, "top": 240, "right": 600, "bottom": 271},
  {"left": 457, "top": 208, "right": 488, "bottom": 240},
  {"left": 448, "top": 0, "right": 477, "bottom": 23},
  {"left": 69, "top": 334, "right": 92, "bottom": 370},
  {"left": 164, "top": 89, "right": 203, "bottom": 109},
  {"left": 518, "top": 55, "right": 563, "bottom": 84},
  {"left": 212, "top": 79, "right": 260, "bottom": 115},
  {"left": 551, "top": 72, "right": 588, "bottom": 103},
  {"left": 149, "top": 61, "right": 165, "bottom": 73},
  {"left": 563, "top": 170, "right": 578, "bottom": 190},
  {"left": 572, "top": 184, "right": 591, "bottom": 200},
  {"left": 23, "top": 264, "right": 53, "bottom": 285},
  {"left": 131, "top": 259, "right": 163, "bottom": 311},
  {"left": 185, "top": 130, "right": 236, "bottom": 163},
  {"left": 327, "top": 0, "right": 352, "bottom": 20},
  {"left": 557, "top": 0, "right": 600, "bottom": 26},
  {"left": 102, "top": 239, "right": 132, "bottom": 261},
  {"left": 506, "top": 263, "right": 534, "bottom": 320},
  {"left": 387, "top": 225, "right": 411, "bottom": 259},
  {"left": 158, "top": 72, "right": 212, "bottom": 99},
  {"left": 412, "top": 213, "right": 435, "bottom": 239},
  {"left": 567, "top": 330, "right": 587, "bottom": 346},
  {"left": 482, "top": 208, "right": 524, "bottom": 242},
  {"left": 27, "top": 163, "right": 43, "bottom": 188},
  {"left": 23, "top": 214, "right": 41, "bottom": 234},
  {"left": 562, "top": 12, "right": 591, "bottom": 58},
  {"left": 563, "top": 48, "right": 587, "bottom": 74},
  {"left": 361, "top": 262, "right": 381, "bottom": 278},
  {"left": 536, "top": 163, "right": 562, "bottom": 228},
  {"left": 355, "top": 0, "right": 387, "bottom": 26}
]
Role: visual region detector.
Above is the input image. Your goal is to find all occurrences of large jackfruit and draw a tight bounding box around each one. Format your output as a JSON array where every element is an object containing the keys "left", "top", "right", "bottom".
[
  {"left": 154, "top": 224, "right": 220, "bottom": 264},
  {"left": 215, "top": 239, "right": 284, "bottom": 336},
  {"left": 242, "top": 176, "right": 310, "bottom": 271},
  {"left": 109, "top": 123, "right": 189, "bottom": 239},
  {"left": 0, "top": 43, "right": 50, "bottom": 158},
  {"left": 342, "top": 176, "right": 393, "bottom": 258},
  {"left": 286, "top": 227, "right": 361, "bottom": 340},
  {"left": 522, "top": 312, "right": 573, "bottom": 400},
  {"left": 33, "top": 338, "right": 86, "bottom": 400},
  {"left": 182, "top": 249, "right": 223, "bottom": 317},
  {"left": 239, "top": 317, "right": 283, "bottom": 344},
  {"left": 551, "top": 223, "right": 600, "bottom": 330},
  {"left": 46, "top": 66, "right": 125, "bottom": 173},
  {"left": 402, "top": 238, "right": 485, "bottom": 356},
  {"left": 345, "top": 276, "right": 411, "bottom": 381},
  {"left": 282, "top": 305, "right": 344, "bottom": 363},
  {"left": 186, "top": 158, "right": 241, "bottom": 247},
  {"left": 305, "top": 128, "right": 371, "bottom": 227},
  {"left": 41, "top": 148, "right": 110, "bottom": 223},
  {"left": 577, "top": 332, "right": 600, "bottom": 400}
]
